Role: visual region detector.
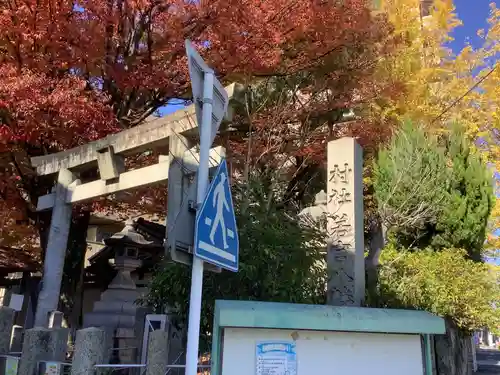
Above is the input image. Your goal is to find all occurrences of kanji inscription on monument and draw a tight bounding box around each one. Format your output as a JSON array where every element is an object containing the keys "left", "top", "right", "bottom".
[{"left": 326, "top": 137, "right": 365, "bottom": 306}]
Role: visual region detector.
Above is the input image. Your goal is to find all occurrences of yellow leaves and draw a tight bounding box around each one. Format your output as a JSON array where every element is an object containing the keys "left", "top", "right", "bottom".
[
  {"left": 370, "top": 0, "right": 500, "bottom": 252},
  {"left": 431, "top": 0, "right": 462, "bottom": 36},
  {"left": 379, "top": 246, "right": 500, "bottom": 331},
  {"left": 486, "top": 3, "right": 500, "bottom": 43},
  {"left": 372, "top": 0, "right": 499, "bottom": 133}
]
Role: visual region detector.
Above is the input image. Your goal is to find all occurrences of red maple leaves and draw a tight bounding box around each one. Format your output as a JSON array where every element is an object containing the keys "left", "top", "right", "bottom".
[
  {"left": 0, "top": 0, "right": 395, "bottom": 252},
  {"left": 0, "top": 66, "right": 118, "bottom": 152}
]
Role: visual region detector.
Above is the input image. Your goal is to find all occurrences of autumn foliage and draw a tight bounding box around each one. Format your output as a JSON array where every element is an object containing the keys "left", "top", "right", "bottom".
[
  {"left": 0, "top": 0, "right": 391, "bottom": 144},
  {"left": 0, "top": 0, "right": 393, "bottom": 254},
  {"left": 369, "top": 0, "right": 500, "bottom": 254}
]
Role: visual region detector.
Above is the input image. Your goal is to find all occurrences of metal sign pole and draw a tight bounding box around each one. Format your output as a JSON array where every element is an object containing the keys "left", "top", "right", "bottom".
[{"left": 185, "top": 71, "right": 214, "bottom": 375}]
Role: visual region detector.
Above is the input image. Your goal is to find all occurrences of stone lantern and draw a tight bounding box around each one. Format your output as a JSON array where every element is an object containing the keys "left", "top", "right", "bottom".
[
  {"left": 298, "top": 190, "right": 328, "bottom": 222},
  {"left": 84, "top": 220, "right": 156, "bottom": 364}
]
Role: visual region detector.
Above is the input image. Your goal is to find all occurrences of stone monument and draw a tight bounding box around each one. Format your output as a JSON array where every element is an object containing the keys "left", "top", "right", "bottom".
[{"left": 326, "top": 137, "right": 365, "bottom": 306}]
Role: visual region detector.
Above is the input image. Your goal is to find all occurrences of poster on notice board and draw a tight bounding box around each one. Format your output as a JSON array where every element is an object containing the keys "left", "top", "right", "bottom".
[
  {"left": 5, "top": 357, "right": 18, "bottom": 375},
  {"left": 255, "top": 341, "right": 297, "bottom": 375}
]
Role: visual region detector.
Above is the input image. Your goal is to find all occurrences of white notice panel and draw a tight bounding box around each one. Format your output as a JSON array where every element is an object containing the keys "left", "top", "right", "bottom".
[{"left": 221, "top": 328, "right": 424, "bottom": 375}]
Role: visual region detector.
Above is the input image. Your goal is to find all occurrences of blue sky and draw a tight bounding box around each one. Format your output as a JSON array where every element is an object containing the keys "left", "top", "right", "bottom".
[
  {"left": 157, "top": 99, "right": 187, "bottom": 116},
  {"left": 448, "top": 0, "right": 496, "bottom": 54}
]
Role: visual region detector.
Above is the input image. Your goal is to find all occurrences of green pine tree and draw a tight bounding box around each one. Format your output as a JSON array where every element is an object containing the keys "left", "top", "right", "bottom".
[
  {"left": 373, "top": 120, "right": 449, "bottom": 247},
  {"left": 431, "top": 124, "right": 495, "bottom": 260},
  {"left": 373, "top": 122, "right": 494, "bottom": 256}
]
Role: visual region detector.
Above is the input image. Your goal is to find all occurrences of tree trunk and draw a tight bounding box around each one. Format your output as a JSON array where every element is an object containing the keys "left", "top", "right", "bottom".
[{"left": 434, "top": 318, "right": 473, "bottom": 375}]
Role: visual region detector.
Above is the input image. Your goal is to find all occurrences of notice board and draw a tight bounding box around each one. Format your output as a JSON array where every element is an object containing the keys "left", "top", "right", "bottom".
[
  {"left": 222, "top": 327, "right": 423, "bottom": 375},
  {"left": 210, "top": 300, "right": 446, "bottom": 375}
]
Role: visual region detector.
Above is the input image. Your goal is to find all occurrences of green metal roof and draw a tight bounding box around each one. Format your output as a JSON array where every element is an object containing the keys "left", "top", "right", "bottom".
[{"left": 213, "top": 300, "right": 445, "bottom": 335}]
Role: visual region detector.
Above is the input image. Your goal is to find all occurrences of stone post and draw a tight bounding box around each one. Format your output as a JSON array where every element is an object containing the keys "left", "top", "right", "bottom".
[
  {"left": 35, "top": 168, "right": 75, "bottom": 327},
  {"left": 0, "top": 307, "right": 15, "bottom": 354},
  {"left": 71, "top": 328, "right": 107, "bottom": 375},
  {"left": 18, "top": 327, "right": 68, "bottom": 375},
  {"left": 326, "top": 137, "right": 365, "bottom": 306},
  {"left": 145, "top": 331, "right": 169, "bottom": 375}
]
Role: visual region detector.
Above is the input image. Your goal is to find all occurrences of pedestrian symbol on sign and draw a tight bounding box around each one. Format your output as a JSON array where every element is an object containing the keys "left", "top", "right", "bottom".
[
  {"left": 208, "top": 172, "right": 230, "bottom": 248},
  {"left": 194, "top": 159, "right": 239, "bottom": 272}
]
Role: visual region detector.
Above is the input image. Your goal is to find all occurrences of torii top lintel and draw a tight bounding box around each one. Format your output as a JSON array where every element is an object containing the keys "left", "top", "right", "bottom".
[{"left": 30, "top": 83, "right": 242, "bottom": 177}]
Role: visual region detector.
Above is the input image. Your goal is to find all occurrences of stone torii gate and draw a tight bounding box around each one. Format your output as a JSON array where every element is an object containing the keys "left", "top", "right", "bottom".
[{"left": 31, "top": 83, "right": 242, "bottom": 327}]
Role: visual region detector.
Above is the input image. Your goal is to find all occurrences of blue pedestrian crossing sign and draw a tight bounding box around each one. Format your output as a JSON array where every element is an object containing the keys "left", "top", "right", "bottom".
[{"left": 194, "top": 158, "right": 239, "bottom": 272}]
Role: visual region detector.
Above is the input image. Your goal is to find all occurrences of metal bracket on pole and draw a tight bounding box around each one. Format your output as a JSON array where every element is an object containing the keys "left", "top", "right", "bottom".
[
  {"left": 166, "top": 134, "right": 224, "bottom": 272},
  {"left": 188, "top": 201, "right": 197, "bottom": 212}
]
